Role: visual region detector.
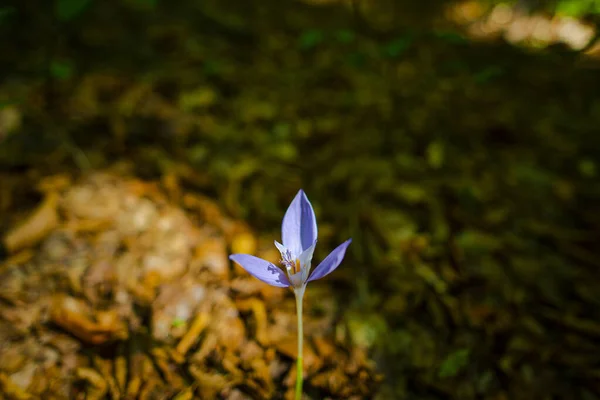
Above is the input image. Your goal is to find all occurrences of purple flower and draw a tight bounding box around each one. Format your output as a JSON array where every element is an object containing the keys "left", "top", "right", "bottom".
[{"left": 229, "top": 190, "right": 351, "bottom": 289}]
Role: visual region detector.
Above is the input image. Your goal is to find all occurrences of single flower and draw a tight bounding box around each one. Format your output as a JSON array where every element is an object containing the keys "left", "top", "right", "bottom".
[
  {"left": 229, "top": 189, "right": 351, "bottom": 291},
  {"left": 230, "top": 189, "right": 350, "bottom": 399}
]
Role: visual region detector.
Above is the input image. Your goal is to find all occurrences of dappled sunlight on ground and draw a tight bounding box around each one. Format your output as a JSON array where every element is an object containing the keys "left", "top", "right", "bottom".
[{"left": 448, "top": 1, "right": 597, "bottom": 52}]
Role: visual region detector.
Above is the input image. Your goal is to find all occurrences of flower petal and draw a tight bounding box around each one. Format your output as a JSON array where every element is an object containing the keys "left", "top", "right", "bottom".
[
  {"left": 281, "top": 190, "right": 318, "bottom": 257},
  {"left": 289, "top": 270, "right": 304, "bottom": 287},
  {"left": 299, "top": 240, "right": 317, "bottom": 283},
  {"left": 307, "top": 239, "right": 352, "bottom": 282},
  {"left": 229, "top": 254, "right": 290, "bottom": 287},
  {"left": 274, "top": 240, "right": 287, "bottom": 256}
]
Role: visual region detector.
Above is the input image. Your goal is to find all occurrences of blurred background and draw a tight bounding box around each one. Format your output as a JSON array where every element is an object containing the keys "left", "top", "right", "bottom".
[{"left": 1, "top": 0, "right": 600, "bottom": 399}]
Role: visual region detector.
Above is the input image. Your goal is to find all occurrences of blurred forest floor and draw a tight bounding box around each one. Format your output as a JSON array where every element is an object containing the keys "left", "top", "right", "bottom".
[{"left": 1, "top": 0, "right": 600, "bottom": 399}]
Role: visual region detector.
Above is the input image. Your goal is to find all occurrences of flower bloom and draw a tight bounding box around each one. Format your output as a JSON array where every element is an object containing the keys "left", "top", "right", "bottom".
[{"left": 229, "top": 190, "right": 351, "bottom": 290}]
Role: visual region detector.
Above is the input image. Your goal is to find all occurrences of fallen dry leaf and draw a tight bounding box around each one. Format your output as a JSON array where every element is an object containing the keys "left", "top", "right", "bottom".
[{"left": 4, "top": 193, "right": 59, "bottom": 253}]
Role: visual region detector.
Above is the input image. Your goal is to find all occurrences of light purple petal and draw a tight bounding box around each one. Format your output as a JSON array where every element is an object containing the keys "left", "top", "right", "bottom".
[
  {"left": 281, "top": 190, "right": 317, "bottom": 257},
  {"left": 299, "top": 240, "right": 317, "bottom": 283},
  {"left": 229, "top": 254, "right": 290, "bottom": 287},
  {"left": 308, "top": 239, "right": 352, "bottom": 282},
  {"left": 289, "top": 270, "right": 304, "bottom": 287},
  {"left": 274, "top": 240, "right": 287, "bottom": 256}
]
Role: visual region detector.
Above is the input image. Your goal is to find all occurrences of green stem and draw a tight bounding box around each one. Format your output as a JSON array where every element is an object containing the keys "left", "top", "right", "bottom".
[{"left": 294, "top": 287, "right": 305, "bottom": 400}]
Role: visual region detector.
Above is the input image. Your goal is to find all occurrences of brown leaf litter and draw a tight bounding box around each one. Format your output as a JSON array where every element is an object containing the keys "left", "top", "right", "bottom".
[{"left": 0, "top": 172, "right": 380, "bottom": 399}]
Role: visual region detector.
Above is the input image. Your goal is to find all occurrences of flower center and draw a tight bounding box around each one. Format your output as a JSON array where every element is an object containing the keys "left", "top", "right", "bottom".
[{"left": 281, "top": 249, "right": 301, "bottom": 275}]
